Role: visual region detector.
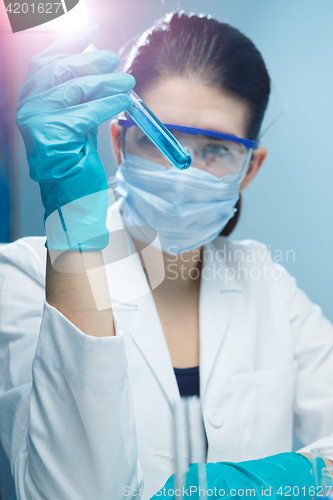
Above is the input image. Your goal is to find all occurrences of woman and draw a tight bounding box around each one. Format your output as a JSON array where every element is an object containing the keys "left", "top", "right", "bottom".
[{"left": 1, "top": 12, "right": 333, "bottom": 500}]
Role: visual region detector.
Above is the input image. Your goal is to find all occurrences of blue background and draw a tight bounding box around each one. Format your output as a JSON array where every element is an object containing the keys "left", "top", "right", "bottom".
[{"left": 1, "top": 0, "right": 333, "bottom": 322}]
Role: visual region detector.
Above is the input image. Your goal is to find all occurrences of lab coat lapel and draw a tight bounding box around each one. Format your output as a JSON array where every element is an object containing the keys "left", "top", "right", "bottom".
[
  {"left": 199, "top": 238, "right": 243, "bottom": 401},
  {"left": 105, "top": 198, "right": 180, "bottom": 406},
  {"left": 129, "top": 291, "right": 181, "bottom": 406}
]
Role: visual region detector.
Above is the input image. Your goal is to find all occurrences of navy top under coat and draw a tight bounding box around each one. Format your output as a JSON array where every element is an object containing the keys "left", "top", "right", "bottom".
[{"left": 173, "top": 366, "right": 200, "bottom": 397}]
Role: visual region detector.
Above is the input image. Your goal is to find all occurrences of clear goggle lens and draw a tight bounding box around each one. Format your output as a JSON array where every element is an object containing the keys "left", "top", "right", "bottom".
[{"left": 121, "top": 125, "right": 253, "bottom": 181}]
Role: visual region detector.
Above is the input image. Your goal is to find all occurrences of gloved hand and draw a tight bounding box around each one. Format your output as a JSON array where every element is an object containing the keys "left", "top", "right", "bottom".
[
  {"left": 16, "top": 21, "right": 135, "bottom": 251},
  {"left": 151, "top": 453, "right": 322, "bottom": 499}
]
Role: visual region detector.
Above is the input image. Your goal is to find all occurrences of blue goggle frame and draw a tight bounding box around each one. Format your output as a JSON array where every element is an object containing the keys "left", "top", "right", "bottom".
[{"left": 118, "top": 118, "right": 259, "bottom": 150}]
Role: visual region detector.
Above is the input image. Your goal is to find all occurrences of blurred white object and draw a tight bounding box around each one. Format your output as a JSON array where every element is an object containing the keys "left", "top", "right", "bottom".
[
  {"left": 310, "top": 446, "right": 333, "bottom": 498},
  {"left": 173, "top": 397, "right": 207, "bottom": 499}
]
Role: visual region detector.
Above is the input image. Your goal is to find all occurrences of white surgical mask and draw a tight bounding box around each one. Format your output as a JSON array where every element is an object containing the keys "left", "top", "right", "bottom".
[{"left": 115, "top": 153, "right": 240, "bottom": 254}]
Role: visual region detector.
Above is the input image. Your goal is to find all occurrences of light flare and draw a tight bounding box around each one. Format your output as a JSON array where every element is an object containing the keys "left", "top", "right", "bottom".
[{"left": 45, "top": 1, "right": 89, "bottom": 32}]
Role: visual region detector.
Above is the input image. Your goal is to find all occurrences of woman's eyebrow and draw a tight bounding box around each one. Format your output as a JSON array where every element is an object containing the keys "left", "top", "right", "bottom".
[{"left": 190, "top": 126, "right": 241, "bottom": 139}]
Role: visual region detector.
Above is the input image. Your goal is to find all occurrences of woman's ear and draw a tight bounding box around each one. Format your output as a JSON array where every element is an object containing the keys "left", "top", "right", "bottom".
[
  {"left": 240, "top": 147, "right": 267, "bottom": 191},
  {"left": 110, "top": 120, "right": 122, "bottom": 167}
]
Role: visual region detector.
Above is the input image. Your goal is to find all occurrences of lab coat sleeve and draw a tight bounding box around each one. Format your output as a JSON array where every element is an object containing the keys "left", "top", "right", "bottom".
[
  {"left": 277, "top": 263, "right": 333, "bottom": 449},
  {"left": 0, "top": 239, "right": 45, "bottom": 394},
  {"left": 0, "top": 240, "right": 143, "bottom": 499}
]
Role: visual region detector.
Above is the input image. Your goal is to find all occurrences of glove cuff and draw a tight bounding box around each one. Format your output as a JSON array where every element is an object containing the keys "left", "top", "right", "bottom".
[{"left": 45, "top": 190, "right": 109, "bottom": 252}]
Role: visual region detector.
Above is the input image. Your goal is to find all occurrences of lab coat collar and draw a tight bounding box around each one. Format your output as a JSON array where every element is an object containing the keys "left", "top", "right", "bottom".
[
  {"left": 129, "top": 292, "right": 182, "bottom": 407},
  {"left": 125, "top": 237, "right": 243, "bottom": 407},
  {"left": 106, "top": 197, "right": 244, "bottom": 406},
  {"left": 105, "top": 198, "right": 181, "bottom": 406},
  {"left": 123, "top": 238, "right": 244, "bottom": 406}
]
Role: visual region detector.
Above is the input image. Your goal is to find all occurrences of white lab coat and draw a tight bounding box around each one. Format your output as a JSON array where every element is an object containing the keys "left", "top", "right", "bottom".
[{"left": 1, "top": 201, "right": 333, "bottom": 499}]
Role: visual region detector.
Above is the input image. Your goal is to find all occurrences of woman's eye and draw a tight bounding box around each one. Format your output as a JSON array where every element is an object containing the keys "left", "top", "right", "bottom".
[{"left": 204, "top": 144, "right": 229, "bottom": 155}]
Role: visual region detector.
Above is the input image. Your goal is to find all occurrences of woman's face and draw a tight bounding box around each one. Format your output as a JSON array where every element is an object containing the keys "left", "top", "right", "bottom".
[{"left": 111, "top": 77, "right": 267, "bottom": 190}]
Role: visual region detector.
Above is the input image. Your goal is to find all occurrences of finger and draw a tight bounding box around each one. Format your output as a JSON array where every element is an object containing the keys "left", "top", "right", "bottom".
[
  {"left": 56, "top": 93, "right": 133, "bottom": 134},
  {"left": 27, "top": 21, "right": 100, "bottom": 80},
  {"left": 63, "top": 73, "right": 135, "bottom": 107},
  {"left": 18, "top": 93, "right": 133, "bottom": 137},
  {"left": 20, "top": 50, "right": 121, "bottom": 101},
  {"left": 17, "top": 73, "right": 135, "bottom": 116}
]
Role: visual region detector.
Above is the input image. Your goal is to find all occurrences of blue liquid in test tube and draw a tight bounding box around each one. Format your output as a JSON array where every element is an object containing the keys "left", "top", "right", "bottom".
[
  {"left": 84, "top": 44, "right": 192, "bottom": 170},
  {"left": 126, "top": 91, "right": 192, "bottom": 170}
]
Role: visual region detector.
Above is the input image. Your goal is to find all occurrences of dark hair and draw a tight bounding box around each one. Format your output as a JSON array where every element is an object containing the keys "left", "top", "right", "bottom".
[{"left": 122, "top": 11, "right": 271, "bottom": 235}]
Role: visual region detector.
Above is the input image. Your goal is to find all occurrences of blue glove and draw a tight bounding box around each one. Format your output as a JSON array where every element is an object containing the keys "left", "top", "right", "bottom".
[
  {"left": 151, "top": 453, "right": 322, "bottom": 499},
  {"left": 16, "top": 21, "right": 135, "bottom": 251}
]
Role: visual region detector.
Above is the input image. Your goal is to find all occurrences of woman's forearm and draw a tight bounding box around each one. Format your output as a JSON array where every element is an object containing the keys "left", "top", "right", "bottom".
[{"left": 45, "top": 250, "right": 115, "bottom": 337}]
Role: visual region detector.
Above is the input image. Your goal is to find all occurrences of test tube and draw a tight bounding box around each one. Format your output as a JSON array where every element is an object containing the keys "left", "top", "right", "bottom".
[
  {"left": 84, "top": 45, "right": 192, "bottom": 170},
  {"left": 125, "top": 91, "right": 191, "bottom": 170}
]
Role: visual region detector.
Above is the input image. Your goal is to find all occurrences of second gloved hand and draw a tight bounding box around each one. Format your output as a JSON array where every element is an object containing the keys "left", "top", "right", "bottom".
[
  {"left": 151, "top": 453, "right": 322, "bottom": 499},
  {"left": 16, "top": 21, "right": 135, "bottom": 251}
]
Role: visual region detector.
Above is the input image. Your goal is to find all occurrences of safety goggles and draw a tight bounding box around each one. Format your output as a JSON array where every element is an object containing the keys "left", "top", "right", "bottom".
[{"left": 118, "top": 118, "right": 258, "bottom": 182}]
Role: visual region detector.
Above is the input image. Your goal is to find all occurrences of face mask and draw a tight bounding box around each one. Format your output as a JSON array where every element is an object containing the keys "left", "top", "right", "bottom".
[{"left": 115, "top": 153, "right": 240, "bottom": 254}]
